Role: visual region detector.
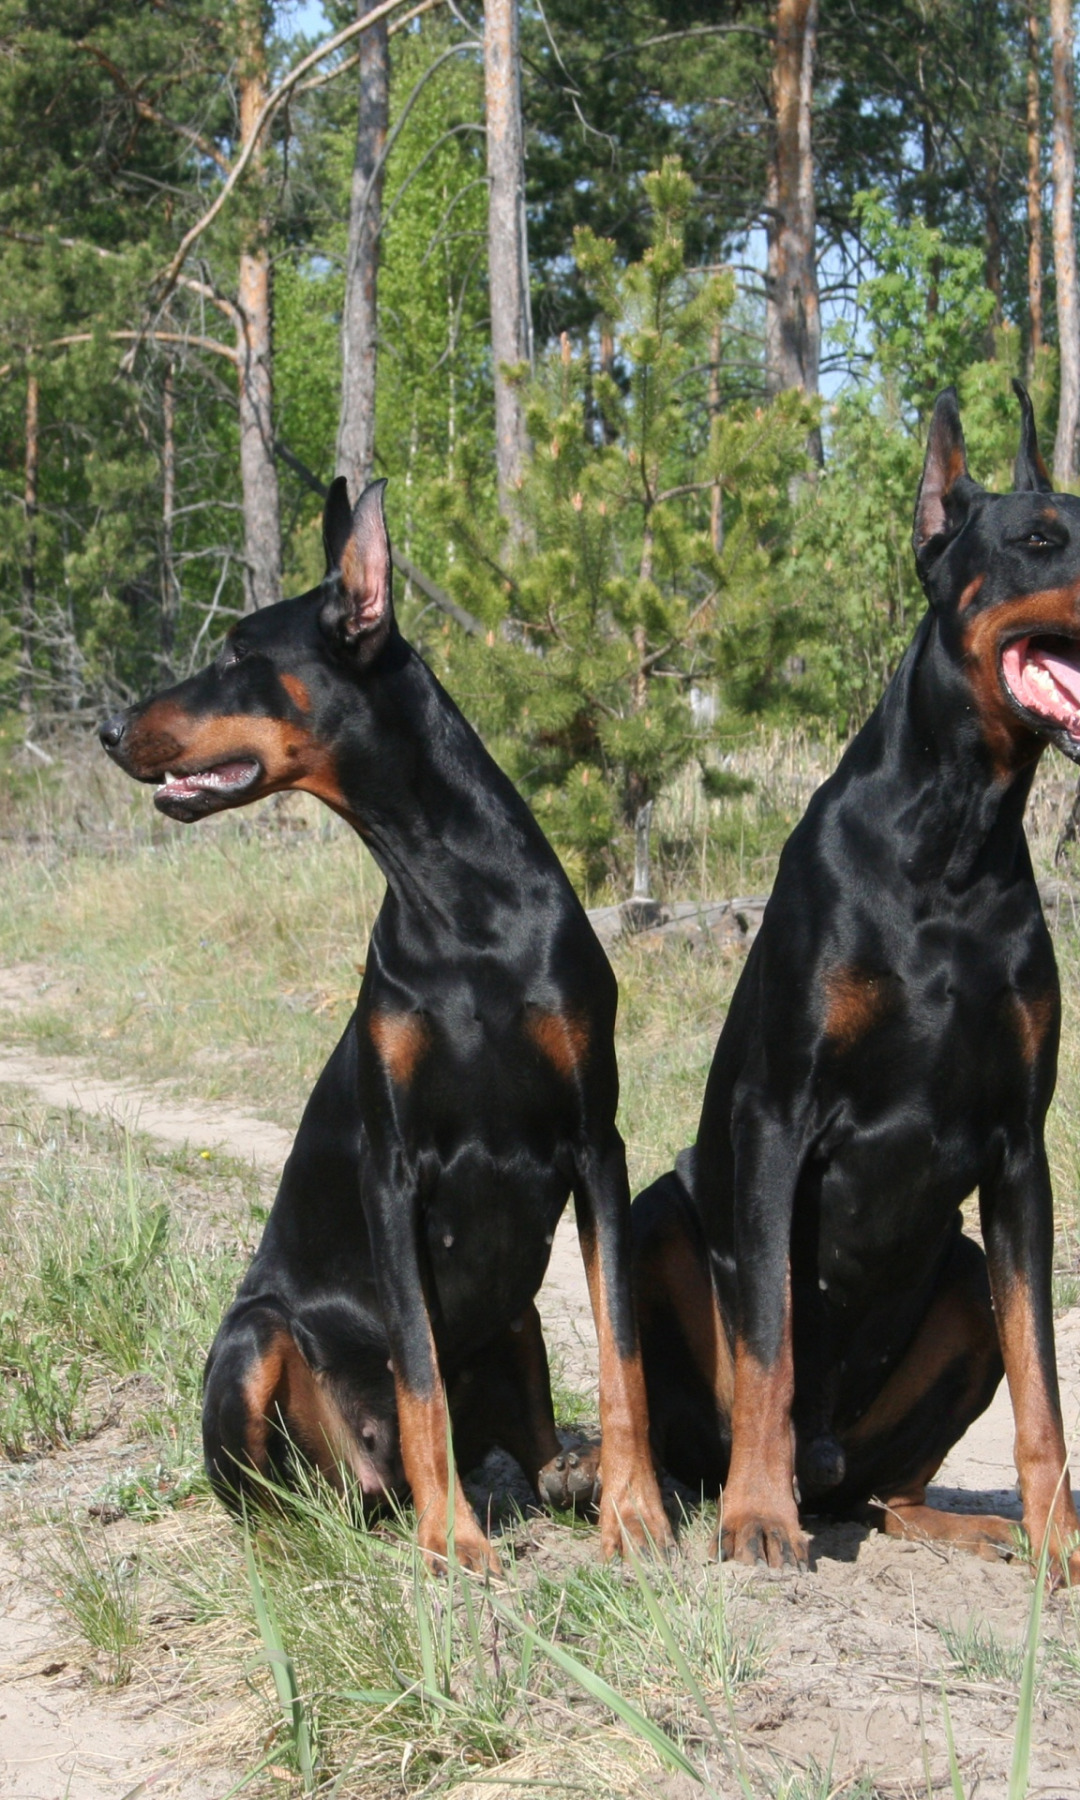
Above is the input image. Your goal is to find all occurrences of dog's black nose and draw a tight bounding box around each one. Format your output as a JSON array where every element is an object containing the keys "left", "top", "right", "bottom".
[{"left": 98, "top": 713, "right": 127, "bottom": 751}]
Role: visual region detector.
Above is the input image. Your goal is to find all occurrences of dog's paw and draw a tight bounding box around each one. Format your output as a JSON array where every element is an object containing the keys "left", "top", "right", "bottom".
[
  {"left": 417, "top": 1513, "right": 499, "bottom": 1577},
  {"left": 598, "top": 1476, "right": 675, "bottom": 1559},
  {"left": 717, "top": 1508, "right": 808, "bottom": 1573},
  {"left": 538, "top": 1441, "right": 602, "bottom": 1512}
]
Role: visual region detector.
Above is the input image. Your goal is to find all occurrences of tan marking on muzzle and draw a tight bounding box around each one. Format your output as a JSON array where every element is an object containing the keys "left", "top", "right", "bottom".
[
  {"left": 121, "top": 701, "right": 352, "bottom": 814},
  {"left": 963, "top": 581, "right": 1080, "bottom": 776}
]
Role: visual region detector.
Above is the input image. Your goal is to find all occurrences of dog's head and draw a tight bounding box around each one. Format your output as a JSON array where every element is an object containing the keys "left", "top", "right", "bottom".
[
  {"left": 914, "top": 384, "right": 1080, "bottom": 770},
  {"left": 99, "top": 478, "right": 397, "bottom": 822}
]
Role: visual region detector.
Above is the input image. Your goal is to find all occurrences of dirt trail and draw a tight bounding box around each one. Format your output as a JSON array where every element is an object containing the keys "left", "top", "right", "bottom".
[
  {"left": 0, "top": 965, "right": 599, "bottom": 1800},
  {"left": 0, "top": 963, "right": 599, "bottom": 1390},
  {"left": 5, "top": 961, "right": 1080, "bottom": 1796}
]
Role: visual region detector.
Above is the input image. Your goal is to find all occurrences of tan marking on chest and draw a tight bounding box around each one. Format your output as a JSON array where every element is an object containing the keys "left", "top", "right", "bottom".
[
  {"left": 823, "top": 966, "right": 899, "bottom": 1049},
  {"left": 525, "top": 1010, "right": 590, "bottom": 1076},
  {"left": 1011, "top": 991, "right": 1056, "bottom": 1065},
  {"left": 370, "top": 1011, "right": 431, "bottom": 1085}
]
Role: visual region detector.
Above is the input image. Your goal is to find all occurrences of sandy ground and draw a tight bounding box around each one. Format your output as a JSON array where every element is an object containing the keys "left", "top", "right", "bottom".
[{"left": 3, "top": 961, "right": 1080, "bottom": 1797}]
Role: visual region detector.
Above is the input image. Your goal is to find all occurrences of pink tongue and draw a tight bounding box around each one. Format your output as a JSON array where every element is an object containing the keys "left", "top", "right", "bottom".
[
  {"left": 1035, "top": 646, "right": 1080, "bottom": 707},
  {"left": 1002, "top": 638, "right": 1080, "bottom": 730}
]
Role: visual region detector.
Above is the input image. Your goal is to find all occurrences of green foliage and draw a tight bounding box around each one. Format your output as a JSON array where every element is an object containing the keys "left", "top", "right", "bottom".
[
  {"left": 784, "top": 200, "right": 1053, "bottom": 730},
  {"left": 435, "top": 159, "right": 812, "bottom": 888},
  {"left": 842, "top": 192, "right": 997, "bottom": 422}
]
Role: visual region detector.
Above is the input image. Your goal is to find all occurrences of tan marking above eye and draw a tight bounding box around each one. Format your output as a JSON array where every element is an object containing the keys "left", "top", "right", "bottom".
[
  {"left": 280, "top": 673, "right": 311, "bottom": 713},
  {"left": 822, "top": 965, "right": 898, "bottom": 1049},
  {"left": 525, "top": 1009, "right": 590, "bottom": 1076},
  {"left": 370, "top": 1011, "right": 431, "bottom": 1085}
]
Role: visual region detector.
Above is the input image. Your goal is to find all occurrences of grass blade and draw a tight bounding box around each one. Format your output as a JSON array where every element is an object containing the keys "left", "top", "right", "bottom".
[
  {"left": 489, "top": 1593, "right": 703, "bottom": 1782},
  {"left": 939, "top": 1678, "right": 966, "bottom": 1800},
  {"left": 244, "top": 1528, "right": 316, "bottom": 1790},
  {"left": 1008, "top": 1526, "right": 1050, "bottom": 1800}
]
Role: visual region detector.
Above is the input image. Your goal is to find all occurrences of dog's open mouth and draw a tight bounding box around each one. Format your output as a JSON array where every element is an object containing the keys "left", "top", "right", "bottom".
[
  {"left": 153, "top": 759, "right": 261, "bottom": 817},
  {"left": 1001, "top": 635, "right": 1080, "bottom": 738}
]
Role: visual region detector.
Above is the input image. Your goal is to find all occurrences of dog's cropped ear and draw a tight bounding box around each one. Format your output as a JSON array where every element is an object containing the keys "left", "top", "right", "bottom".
[
  {"left": 1011, "top": 378, "right": 1053, "bottom": 493},
  {"left": 319, "top": 479, "right": 393, "bottom": 665},
  {"left": 322, "top": 475, "right": 355, "bottom": 575},
  {"left": 913, "top": 389, "right": 983, "bottom": 578}
]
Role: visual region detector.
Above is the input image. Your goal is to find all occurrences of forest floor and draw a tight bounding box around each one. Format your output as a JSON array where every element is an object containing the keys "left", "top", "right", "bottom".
[{"left": 4, "top": 752, "right": 1080, "bottom": 1797}]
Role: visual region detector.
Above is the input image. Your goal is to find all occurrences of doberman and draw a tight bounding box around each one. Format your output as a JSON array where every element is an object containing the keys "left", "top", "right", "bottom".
[
  {"left": 632, "top": 383, "right": 1080, "bottom": 1584},
  {"left": 99, "top": 476, "right": 671, "bottom": 1572}
]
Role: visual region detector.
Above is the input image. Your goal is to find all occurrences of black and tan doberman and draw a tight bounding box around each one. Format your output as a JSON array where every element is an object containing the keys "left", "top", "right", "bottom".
[
  {"left": 100, "top": 476, "right": 670, "bottom": 1571},
  {"left": 634, "top": 384, "right": 1080, "bottom": 1585}
]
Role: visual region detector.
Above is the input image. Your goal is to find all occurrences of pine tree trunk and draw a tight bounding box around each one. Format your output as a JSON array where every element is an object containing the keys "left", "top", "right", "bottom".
[
  {"left": 985, "top": 160, "right": 1003, "bottom": 348},
  {"left": 336, "top": 0, "right": 388, "bottom": 498},
  {"left": 161, "top": 362, "right": 178, "bottom": 668},
  {"left": 1051, "top": 0, "right": 1079, "bottom": 484},
  {"left": 709, "top": 317, "right": 723, "bottom": 555},
  {"left": 236, "top": 1, "right": 281, "bottom": 612},
  {"left": 1027, "top": 6, "right": 1044, "bottom": 372},
  {"left": 19, "top": 372, "right": 38, "bottom": 717},
  {"left": 765, "top": 0, "right": 821, "bottom": 461},
  {"left": 484, "top": 0, "right": 532, "bottom": 531}
]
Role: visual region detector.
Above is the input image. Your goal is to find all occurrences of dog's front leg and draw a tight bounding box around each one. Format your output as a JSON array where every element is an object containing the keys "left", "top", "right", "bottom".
[
  {"left": 980, "top": 1144, "right": 1080, "bottom": 1587},
  {"left": 719, "top": 1104, "right": 807, "bottom": 1572},
  {"left": 573, "top": 1133, "right": 674, "bottom": 1558},
  {"left": 362, "top": 1162, "right": 498, "bottom": 1576}
]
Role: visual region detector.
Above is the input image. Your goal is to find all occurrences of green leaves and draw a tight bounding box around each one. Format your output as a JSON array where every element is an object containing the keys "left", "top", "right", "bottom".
[{"left": 435, "top": 160, "right": 810, "bottom": 891}]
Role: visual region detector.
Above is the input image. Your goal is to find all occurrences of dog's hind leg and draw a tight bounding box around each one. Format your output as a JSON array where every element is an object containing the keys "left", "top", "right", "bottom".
[
  {"left": 632, "top": 1169, "right": 734, "bottom": 1496},
  {"left": 450, "top": 1303, "right": 602, "bottom": 1509},
  {"left": 202, "top": 1300, "right": 399, "bottom": 1510},
  {"left": 836, "top": 1233, "right": 1012, "bottom": 1557}
]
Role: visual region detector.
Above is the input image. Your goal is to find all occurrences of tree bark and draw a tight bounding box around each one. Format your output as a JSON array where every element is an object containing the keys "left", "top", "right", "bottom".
[
  {"left": 1028, "top": 5, "right": 1044, "bottom": 373},
  {"left": 236, "top": 0, "right": 282, "bottom": 611},
  {"left": 19, "top": 372, "right": 38, "bottom": 717},
  {"left": 709, "top": 317, "right": 723, "bottom": 555},
  {"left": 1051, "top": 0, "right": 1079, "bottom": 484},
  {"left": 335, "top": 0, "right": 388, "bottom": 499},
  {"left": 765, "top": 0, "right": 821, "bottom": 462},
  {"left": 985, "top": 158, "right": 1003, "bottom": 349},
  {"left": 161, "top": 362, "right": 179, "bottom": 668},
  {"left": 484, "top": 0, "right": 532, "bottom": 531}
]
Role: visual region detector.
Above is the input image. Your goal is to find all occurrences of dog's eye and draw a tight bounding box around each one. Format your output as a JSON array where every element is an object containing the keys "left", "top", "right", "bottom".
[
  {"left": 1024, "top": 531, "right": 1052, "bottom": 549},
  {"left": 220, "top": 641, "right": 248, "bottom": 671}
]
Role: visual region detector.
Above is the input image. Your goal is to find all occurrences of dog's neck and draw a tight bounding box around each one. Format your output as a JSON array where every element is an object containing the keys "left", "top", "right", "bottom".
[
  {"left": 329, "top": 642, "right": 575, "bottom": 947},
  {"left": 842, "top": 613, "right": 1044, "bottom": 892}
]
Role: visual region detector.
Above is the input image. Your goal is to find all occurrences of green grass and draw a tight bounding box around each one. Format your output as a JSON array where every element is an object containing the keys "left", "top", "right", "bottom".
[
  {"left": 39, "top": 1516, "right": 143, "bottom": 1687},
  {"left": 0, "top": 1090, "right": 253, "bottom": 1467},
  {"left": 6, "top": 740, "right": 1080, "bottom": 1794},
  {"left": 936, "top": 1615, "right": 1025, "bottom": 1686}
]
